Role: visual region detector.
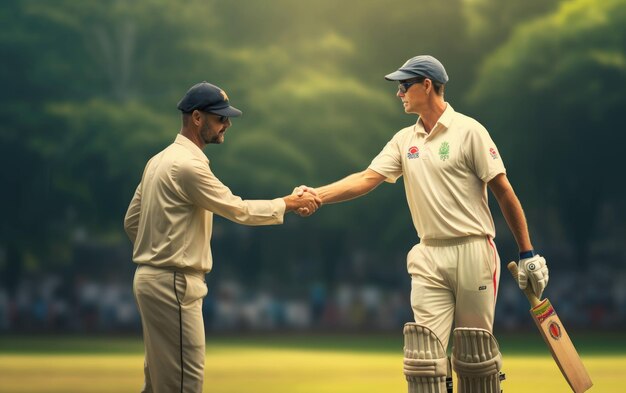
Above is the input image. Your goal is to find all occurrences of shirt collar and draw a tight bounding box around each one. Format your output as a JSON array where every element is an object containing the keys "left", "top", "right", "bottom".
[
  {"left": 174, "top": 134, "right": 210, "bottom": 164},
  {"left": 414, "top": 102, "right": 455, "bottom": 138},
  {"left": 437, "top": 102, "right": 454, "bottom": 129}
]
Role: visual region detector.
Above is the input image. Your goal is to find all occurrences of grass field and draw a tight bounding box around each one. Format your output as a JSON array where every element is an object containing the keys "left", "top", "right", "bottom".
[{"left": 0, "top": 334, "right": 625, "bottom": 392}]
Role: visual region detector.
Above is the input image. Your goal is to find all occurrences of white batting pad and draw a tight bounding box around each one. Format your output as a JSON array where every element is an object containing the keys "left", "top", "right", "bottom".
[
  {"left": 451, "top": 327, "right": 504, "bottom": 393},
  {"left": 403, "top": 323, "right": 452, "bottom": 393}
]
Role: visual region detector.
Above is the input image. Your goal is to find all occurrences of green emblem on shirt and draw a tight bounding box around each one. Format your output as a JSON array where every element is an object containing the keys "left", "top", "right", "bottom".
[{"left": 439, "top": 141, "right": 450, "bottom": 161}]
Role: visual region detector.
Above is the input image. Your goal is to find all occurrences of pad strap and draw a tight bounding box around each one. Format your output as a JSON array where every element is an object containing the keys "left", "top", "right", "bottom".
[{"left": 404, "top": 357, "right": 449, "bottom": 377}]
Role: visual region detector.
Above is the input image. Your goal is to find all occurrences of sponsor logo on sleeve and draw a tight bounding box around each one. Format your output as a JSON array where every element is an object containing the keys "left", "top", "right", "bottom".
[{"left": 489, "top": 147, "right": 499, "bottom": 159}]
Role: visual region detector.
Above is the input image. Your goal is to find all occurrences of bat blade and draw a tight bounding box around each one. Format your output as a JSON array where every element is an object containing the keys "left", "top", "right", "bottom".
[
  {"left": 508, "top": 262, "right": 593, "bottom": 392},
  {"left": 530, "top": 298, "right": 593, "bottom": 392}
]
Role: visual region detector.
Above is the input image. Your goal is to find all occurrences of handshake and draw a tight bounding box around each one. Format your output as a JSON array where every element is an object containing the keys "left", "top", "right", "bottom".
[{"left": 283, "top": 185, "right": 321, "bottom": 217}]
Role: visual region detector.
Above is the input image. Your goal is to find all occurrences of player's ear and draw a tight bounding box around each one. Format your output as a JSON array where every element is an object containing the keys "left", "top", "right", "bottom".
[
  {"left": 192, "top": 110, "right": 203, "bottom": 126},
  {"left": 424, "top": 79, "right": 432, "bottom": 95}
]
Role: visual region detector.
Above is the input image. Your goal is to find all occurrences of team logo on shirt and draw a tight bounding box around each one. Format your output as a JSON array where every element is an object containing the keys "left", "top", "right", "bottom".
[
  {"left": 438, "top": 141, "right": 450, "bottom": 161},
  {"left": 489, "top": 147, "right": 499, "bottom": 159},
  {"left": 407, "top": 146, "right": 420, "bottom": 159}
]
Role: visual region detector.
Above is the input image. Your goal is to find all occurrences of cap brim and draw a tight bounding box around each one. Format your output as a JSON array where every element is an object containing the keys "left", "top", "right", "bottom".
[
  {"left": 384, "top": 70, "right": 419, "bottom": 81},
  {"left": 211, "top": 105, "right": 242, "bottom": 117}
]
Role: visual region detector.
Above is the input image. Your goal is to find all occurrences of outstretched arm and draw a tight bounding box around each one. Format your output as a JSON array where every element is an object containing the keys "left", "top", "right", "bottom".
[
  {"left": 179, "top": 159, "right": 321, "bottom": 225},
  {"left": 298, "top": 169, "right": 386, "bottom": 205}
]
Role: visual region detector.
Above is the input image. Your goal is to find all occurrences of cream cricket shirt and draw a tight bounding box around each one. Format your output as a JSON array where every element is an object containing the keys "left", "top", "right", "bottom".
[
  {"left": 124, "top": 134, "right": 286, "bottom": 273},
  {"left": 368, "top": 104, "right": 505, "bottom": 240}
]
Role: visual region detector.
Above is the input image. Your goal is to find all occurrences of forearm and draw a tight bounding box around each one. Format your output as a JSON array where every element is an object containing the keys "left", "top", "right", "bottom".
[
  {"left": 494, "top": 187, "right": 533, "bottom": 252},
  {"left": 316, "top": 169, "right": 385, "bottom": 204},
  {"left": 213, "top": 197, "right": 286, "bottom": 225}
]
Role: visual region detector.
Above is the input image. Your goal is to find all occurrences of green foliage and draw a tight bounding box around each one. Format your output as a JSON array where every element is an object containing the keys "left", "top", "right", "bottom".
[
  {"left": 463, "top": 0, "right": 563, "bottom": 50},
  {"left": 1, "top": 0, "right": 623, "bottom": 278},
  {"left": 469, "top": 0, "right": 626, "bottom": 266},
  {"left": 44, "top": 99, "right": 175, "bottom": 226}
]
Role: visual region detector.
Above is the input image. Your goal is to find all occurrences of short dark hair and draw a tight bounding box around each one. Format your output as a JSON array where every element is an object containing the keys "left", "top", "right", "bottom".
[{"left": 432, "top": 81, "right": 444, "bottom": 96}]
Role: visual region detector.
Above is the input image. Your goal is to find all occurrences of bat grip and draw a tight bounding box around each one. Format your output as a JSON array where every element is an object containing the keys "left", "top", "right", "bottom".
[{"left": 507, "top": 261, "right": 542, "bottom": 308}]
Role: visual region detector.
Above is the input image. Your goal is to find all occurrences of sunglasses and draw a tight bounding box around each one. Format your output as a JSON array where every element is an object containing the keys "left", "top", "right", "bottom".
[
  {"left": 202, "top": 111, "right": 229, "bottom": 123},
  {"left": 398, "top": 78, "right": 425, "bottom": 94}
]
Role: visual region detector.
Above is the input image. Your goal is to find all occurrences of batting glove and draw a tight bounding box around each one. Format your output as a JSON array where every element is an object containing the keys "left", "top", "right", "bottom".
[{"left": 517, "top": 253, "right": 549, "bottom": 299}]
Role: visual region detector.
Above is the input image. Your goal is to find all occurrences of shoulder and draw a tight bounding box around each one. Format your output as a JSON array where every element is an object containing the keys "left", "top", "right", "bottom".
[
  {"left": 450, "top": 111, "right": 492, "bottom": 141},
  {"left": 177, "top": 155, "right": 208, "bottom": 173},
  {"left": 174, "top": 154, "right": 211, "bottom": 184},
  {"left": 452, "top": 111, "right": 487, "bottom": 132},
  {"left": 389, "top": 125, "right": 416, "bottom": 143}
]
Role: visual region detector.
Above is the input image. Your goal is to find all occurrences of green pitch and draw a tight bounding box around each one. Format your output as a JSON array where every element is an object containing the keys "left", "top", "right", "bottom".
[{"left": 0, "top": 334, "right": 624, "bottom": 392}]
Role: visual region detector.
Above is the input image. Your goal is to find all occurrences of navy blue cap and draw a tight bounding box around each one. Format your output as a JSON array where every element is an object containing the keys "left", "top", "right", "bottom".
[
  {"left": 384, "top": 55, "right": 449, "bottom": 84},
  {"left": 177, "top": 81, "right": 242, "bottom": 117}
]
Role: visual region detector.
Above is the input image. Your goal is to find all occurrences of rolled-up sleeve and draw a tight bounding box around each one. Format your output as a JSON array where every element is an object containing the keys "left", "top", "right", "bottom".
[{"left": 176, "top": 158, "right": 285, "bottom": 225}]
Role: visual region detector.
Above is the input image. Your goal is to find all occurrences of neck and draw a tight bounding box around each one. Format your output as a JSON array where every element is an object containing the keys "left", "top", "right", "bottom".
[
  {"left": 419, "top": 99, "right": 447, "bottom": 134},
  {"left": 180, "top": 127, "right": 205, "bottom": 150}
]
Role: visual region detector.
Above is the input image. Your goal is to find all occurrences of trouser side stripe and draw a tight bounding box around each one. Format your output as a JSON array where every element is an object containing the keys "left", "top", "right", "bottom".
[{"left": 173, "top": 272, "right": 184, "bottom": 393}]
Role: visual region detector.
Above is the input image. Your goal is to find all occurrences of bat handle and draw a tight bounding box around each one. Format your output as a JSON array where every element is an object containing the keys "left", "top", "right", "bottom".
[{"left": 507, "top": 261, "right": 542, "bottom": 308}]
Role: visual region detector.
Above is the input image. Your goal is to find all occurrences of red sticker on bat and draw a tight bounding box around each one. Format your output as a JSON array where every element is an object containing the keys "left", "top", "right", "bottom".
[{"left": 549, "top": 322, "right": 562, "bottom": 340}]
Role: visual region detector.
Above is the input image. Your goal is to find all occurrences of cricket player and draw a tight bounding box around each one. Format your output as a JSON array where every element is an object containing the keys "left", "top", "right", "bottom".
[
  {"left": 295, "top": 55, "right": 549, "bottom": 392},
  {"left": 124, "top": 81, "right": 321, "bottom": 393}
]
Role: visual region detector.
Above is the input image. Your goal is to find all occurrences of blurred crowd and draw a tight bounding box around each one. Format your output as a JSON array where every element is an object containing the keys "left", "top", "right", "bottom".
[{"left": 0, "top": 263, "right": 624, "bottom": 334}]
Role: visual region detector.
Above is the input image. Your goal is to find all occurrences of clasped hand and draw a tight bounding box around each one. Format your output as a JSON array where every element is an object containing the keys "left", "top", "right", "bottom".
[
  {"left": 292, "top": 185, "right": 320, "bottom": 217},
  {"left": 283, "top": 185, "right": 321, "bottom": 217}
]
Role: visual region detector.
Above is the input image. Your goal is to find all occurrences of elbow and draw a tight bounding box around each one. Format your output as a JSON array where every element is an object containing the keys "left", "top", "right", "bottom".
[
  {"left": 123, "top": 217, "right": 132, "bottom": 234},
  {"left": 123, "top": 219, "right": 137, "bottom": 242}
]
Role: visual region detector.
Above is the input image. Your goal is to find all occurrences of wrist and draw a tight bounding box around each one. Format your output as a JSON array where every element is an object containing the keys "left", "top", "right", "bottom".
[
  {"left": 283, "top": 195, "right": 295, "bottom": 212},
  {"left": 519, "top": 249, "right": 537, "bottom": 259}
]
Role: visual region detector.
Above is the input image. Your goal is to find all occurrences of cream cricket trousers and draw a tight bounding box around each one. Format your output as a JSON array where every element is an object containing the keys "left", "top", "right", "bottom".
[
  {"left": 408, "top": 235, "right": 500, "bottom": 350},
  {"left": 133, "top": 264, "right": 208, "bottom": 393}
]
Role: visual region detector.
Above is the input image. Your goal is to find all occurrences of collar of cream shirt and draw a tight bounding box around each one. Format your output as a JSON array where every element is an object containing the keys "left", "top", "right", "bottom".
[
  {"left": 415, "top": 102, "right": 454, "bottom": 139},
  {"left": 175, "top": 134, "right": 210, "bottom": 164}
]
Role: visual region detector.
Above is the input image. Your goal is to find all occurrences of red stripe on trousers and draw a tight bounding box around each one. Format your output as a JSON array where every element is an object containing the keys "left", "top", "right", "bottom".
[{"left": 487, "top": 237, "right": 497, "bottom": 300}]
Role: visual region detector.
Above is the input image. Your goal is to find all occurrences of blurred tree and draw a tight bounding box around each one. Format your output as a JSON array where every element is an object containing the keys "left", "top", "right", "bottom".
[
  {"left": 0, "top": 0, "right": 73, "bottom": 292},
  {"left": 205, "top": 0, "right": 473, "bottom": 281},
  {"left": 201, "top": 31, "right": 413, "bottom": 283},
  {"left": 3, "top": 0, "right": 607, "bottom": 294},
  {"left": 469, "top": 0, "right": 626, "bottom": 268},
  {"left": 463, "top": 0, "right": 562, "bottom": 50},
  {"left": 0, "top": 0, "right": 224, "bottom": 281}
]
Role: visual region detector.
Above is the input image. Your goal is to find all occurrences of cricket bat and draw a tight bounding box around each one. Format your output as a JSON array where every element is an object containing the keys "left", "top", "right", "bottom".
[{"left": 507, "top": 261, "right": 593, "bottom": 392}]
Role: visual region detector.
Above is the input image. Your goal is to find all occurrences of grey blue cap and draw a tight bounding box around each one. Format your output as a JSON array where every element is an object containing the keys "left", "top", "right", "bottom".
[
  {"left": 177, "top": 81, "right": 242, "bottom": 117},
  {"left": 384, "top": 55, "right": 449, "bottom": 84}
]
